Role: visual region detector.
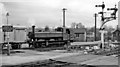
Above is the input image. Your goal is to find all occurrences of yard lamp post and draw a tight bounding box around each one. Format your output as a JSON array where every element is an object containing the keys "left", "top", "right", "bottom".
[{"left": 6, "top": 12, "right": 10, "bottom": 56}]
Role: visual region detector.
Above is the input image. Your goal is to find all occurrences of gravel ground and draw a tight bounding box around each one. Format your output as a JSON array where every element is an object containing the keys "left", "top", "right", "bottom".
[
  {"left": 1, "top": 49, "right": 119, "bottom": 67},
  {"left": 1, "top": 49, "right": 80, "bottom": 66}
]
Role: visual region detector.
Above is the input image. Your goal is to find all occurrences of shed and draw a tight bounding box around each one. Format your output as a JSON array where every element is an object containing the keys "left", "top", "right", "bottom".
[
  {"left": 112, "top": 29, "right": 120, "bottom": 41},
  {"left": 68, "top": 28, "right": 86, "bottom": 42}
]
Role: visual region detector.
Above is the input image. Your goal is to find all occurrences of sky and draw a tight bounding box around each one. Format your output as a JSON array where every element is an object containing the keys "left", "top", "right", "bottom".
[{"left": 0, "top": 0, "right": 120, "bottom": 28}]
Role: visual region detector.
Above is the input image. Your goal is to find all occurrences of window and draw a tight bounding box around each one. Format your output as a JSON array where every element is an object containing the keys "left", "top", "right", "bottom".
[{"left": 76, "top": 33, "right": 79, "bottom": 37}]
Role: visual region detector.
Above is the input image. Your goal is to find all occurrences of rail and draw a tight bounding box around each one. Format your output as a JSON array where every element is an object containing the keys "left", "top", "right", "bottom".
[
  {"left": 95, "top": 47, "right": 120, "bottom": 56},
  {"left": 1, "top": 59, "right": 75, "bottom": 67},
  {"left": 71, "top": 41, "right": 101, "bottom": 46}
]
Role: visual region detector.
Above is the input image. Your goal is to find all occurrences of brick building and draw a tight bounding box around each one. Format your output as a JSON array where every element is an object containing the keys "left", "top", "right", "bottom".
[
  {"left": 68, "top": 28, "right": 86, "bottom": 42},
  {"left": 112, "top": 29, "right": 120, "bottom": 42}
]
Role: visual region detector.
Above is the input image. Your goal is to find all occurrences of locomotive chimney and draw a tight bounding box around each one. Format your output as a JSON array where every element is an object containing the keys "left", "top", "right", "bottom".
[{"left": 32, "top": 25, "right": 35, "bottom": 38}]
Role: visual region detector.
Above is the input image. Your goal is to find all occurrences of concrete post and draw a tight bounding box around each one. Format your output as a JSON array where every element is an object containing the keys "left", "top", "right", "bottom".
[
  {"left": 100, "top": 30, "right": 105, "bottom": 49},
  {"left": 101, "top": 31, "right": 104, "bottom": 49}
]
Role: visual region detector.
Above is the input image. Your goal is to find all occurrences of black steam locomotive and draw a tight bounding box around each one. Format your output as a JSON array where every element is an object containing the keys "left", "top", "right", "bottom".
[{"left": 27, "top": 26, "right": 71, "bottom": 48}]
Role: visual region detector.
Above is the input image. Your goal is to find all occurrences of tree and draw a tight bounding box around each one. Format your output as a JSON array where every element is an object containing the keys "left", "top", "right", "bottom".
[
  {"left": 77, "top": 23, "right": 85, "bottom": 28},
  {"left": 55, "top": 27, "right": 63, "bottom": 32},
  {"left": 44, "top": 25, "right": 50, "bottom": 32},
  {"left": 71, "top": 22, "right": 76, "bottom": 28},
  {"left": 71, "top": 22, "right": 85, "bottom": 28},
  {"left": 87, "top": 26, "right": 101, "bottom": 41}
]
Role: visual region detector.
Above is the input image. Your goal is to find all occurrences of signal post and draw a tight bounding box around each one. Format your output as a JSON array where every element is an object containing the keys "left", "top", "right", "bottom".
[{"left": 95, "top": 2, "right": 118, "bottom": 49}]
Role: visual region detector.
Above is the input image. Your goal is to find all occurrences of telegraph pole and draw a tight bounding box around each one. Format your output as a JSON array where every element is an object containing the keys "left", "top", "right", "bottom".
[
  {"left": 94, "top": 13, "right": 97, "bottom": 41},
  {"left": 62, "top": 8, "right": 67, "bottom": 33}
]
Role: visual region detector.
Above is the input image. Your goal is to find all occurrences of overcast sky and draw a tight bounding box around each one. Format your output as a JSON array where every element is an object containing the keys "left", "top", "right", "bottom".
[{"left": 0, "top": 0, "right": 119, "bottom": 28}]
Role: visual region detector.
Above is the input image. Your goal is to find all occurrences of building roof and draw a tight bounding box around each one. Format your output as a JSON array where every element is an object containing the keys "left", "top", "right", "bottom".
[
  {"left": 69, "top": 28, "right": 86, "bottom": 33},
  {"left": 112, "top": 29, "right": 120, "bottom": 34},
  {"left": 0, "top": 25, "right": 27, "bottom": 30}
]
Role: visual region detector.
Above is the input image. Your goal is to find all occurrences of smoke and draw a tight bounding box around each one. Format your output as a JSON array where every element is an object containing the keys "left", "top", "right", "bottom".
[
  {"left": 0, "top": 3, "right": 4, "bottom": 26},
  {"left": 0, "top": 2, "right": 8, "bottom": 26},
  {"left": 27, "top": 18, "right": 36, "bottom": 26}
]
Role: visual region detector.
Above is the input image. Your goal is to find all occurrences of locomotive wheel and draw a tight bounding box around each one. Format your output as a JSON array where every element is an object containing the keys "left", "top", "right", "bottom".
[
  {"left": 11, "top": 44, "right": 19, "bottom": 49},
  {"left": 34, "top": 43, "right": 38, "bottom": 48}
]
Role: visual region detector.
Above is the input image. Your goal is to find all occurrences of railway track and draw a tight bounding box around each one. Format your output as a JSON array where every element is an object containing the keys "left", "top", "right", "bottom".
[
  {"left": 1, "top": 46, "right": 67, "bottom": 55},
  {"left": 1, "top": 59, "right": 77, "bottom": 67},
  {"left": 34, "top": 46, "right": 67, "bottom": 52},
  {"left": 95, "top": 47, "right": 120, "bottom": 56},
  {"left": 1, "top": 47, "right": 119, "bottom": 67},
  {"left": 2, "top": 59, "right": 118, "bottom": 67}
]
